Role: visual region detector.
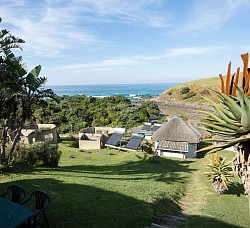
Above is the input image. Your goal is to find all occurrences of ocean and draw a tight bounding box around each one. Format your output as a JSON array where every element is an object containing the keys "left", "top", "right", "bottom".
[{"left": 46, "top": 83, "right": 179, "bottom": 98}]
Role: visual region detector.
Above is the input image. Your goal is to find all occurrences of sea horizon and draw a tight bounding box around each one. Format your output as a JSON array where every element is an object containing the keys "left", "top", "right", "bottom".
[{"left": 45, "top": 83, "right": 180, "bottom": 98}]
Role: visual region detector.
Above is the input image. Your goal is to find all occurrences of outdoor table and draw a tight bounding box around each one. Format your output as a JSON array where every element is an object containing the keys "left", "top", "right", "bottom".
[{"left": 0, "top": 197, "right": 34, "bottom": 228}]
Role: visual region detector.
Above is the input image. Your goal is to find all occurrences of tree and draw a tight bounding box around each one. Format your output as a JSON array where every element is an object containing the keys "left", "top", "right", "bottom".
[
  {"left": 0, "top": 18, "right": 56, "bottom": 165},
  {"left": 198, "top": 53, "right": 250, "bottom": 199}
]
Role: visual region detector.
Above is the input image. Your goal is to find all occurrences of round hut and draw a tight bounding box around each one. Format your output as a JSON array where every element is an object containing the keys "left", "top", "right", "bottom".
[{"left": 152, "top": 117, "right": 202, "bottom": 159}]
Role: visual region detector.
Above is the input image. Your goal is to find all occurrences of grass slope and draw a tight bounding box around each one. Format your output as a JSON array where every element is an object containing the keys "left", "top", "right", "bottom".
[
  {"left": 157, "top": 76, "right": 221, "bottom": 106},
  {"left": 0, "top": 140, "right": 194, "bottom": 228},
  {"left": 1, "top": 141, "right": 249, "bottom": 227},
  {"left": 182, "top": 150, "right": 250, "bottom": 228}
]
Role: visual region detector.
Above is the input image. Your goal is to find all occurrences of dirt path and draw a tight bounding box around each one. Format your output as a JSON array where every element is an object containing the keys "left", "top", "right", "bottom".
[
  {"left": 180, "top": 162, "right": 209, "bottom": 217},
  {"left": 150, "top": 159, "right": 210, "bottom": 228}
]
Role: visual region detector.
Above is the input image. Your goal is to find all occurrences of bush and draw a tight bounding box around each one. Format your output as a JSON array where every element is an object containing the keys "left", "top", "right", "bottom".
[
  {"left": 70, "top": 140, "right": 79, "bottom": 148},
  {"left": 16, "top": 142, "right": 61, "bottom": 167},
  {"left": 204, "top": 153, "right": 234, "bottom": 194},
  {"left": 180, "top": 87, "right": 190, "bottom": 94},
  {"left": 142, "top": 140, "right": 154, "bottom": 154},
  {"left": 183, "top": 91, "right": 196, "bottom": 99},
  {"left": 179, "top": 115, "right": 188, "bottom": 121},
  {"left": 58, "top": 123, "right": 71, "bottom": 134},
  {"left": 200, "top": 89, "right": 210, "bottom": 96}
]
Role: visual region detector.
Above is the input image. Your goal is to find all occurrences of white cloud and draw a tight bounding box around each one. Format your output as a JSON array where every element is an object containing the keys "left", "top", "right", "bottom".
[
  {"left": 0, "top": 0, "right": 172, "bottom": 57},
  {"left": 0, "top": 2, "right": 101, "bottom": 57},
  {"left": 70, "top": 0, "right": 171, "bottom": 27},
  {"left": 184, "top": 0, "right": 250, "bottom": 32},
  {"left": 164, "top": 46, "right": 228, "bottom": 56},
  {"left": 52, "top": 45, "right": 227, "bottom": 71}
]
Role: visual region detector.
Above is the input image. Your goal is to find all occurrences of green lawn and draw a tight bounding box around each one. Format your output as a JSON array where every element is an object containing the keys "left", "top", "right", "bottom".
[
  {"left": 182, "top": 150, "right": 250, "bottom": 228},
  {"left": 1, "top": 142, "right": 249, "bottom": 228},
  {"left": 0, "top": 140, "right": 194, "bottom": 228}
]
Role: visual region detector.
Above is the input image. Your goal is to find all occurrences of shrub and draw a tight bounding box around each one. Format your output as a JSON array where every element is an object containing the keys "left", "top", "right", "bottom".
[
  {"left": 16, "top": 142, "right": 61, "bottom": 167},
  {"left": 180, "top": 87, "right": 190, "bottom": 94},
  {"left": 200, "top": 89, "right": 210, "bottom": 96},
  {"left": 58, "top": 123, "right": 71, "bottom": 134},
  {"left": 159, "top": 117, "right": 168, "bottom": 123},
  {"left": 179, "top": 115, "right": 188, "bottom": 121},
  {"left": 204, "top": 153, "right": 234, "bottom": 194},
  {"left": 142, "top": 140, "right": 154, "bottom": 154},
  {"left": 70, "top": 140, "right": 79, "bottom": 148},
  {"left": 183, "top": 91, "right": 196, "bottom": 99}
]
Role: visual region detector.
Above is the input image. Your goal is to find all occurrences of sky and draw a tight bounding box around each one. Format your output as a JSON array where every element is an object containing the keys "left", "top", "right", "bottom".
[{"left": 1, "top": 0, "right": 250, "bottom": 85}]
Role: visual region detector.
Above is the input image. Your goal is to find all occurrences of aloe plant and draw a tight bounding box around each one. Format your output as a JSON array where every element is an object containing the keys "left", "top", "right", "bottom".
[
  {"left": 198, "top": 53, "right": 250, "bottom": 198},
  {"left": 205, "top": 154, "right": 234, "bottom": 193}
]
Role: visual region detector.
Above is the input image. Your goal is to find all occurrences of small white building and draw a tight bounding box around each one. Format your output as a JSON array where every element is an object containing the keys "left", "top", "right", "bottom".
[
  {"left": 79, "top": 127, "right": 126, "bottom": 150},
  {"left": 152, "top": 117, "right": 202, "bottom": 159}
]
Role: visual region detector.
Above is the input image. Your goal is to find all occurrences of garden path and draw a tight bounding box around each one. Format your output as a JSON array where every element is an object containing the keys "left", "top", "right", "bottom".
[{"left": 149, "top": 161, "right": 208, "bottom": 228}]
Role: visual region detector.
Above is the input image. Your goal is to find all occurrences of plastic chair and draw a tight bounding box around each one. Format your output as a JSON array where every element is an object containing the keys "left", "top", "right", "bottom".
[
  {"left": 0, "top": 184, "right": 26, "bottom": 204},
  {"left": 22, "top": 190, "right": 50, "bottom": 227}
]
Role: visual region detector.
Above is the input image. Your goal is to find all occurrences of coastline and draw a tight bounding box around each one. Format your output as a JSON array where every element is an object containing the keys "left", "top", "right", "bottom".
[
  {"left": 46, "top": 83, "right": 179, "bottom": 98},
  {"left": 144, "top": 97, "right": 214, "bottom": 123}
]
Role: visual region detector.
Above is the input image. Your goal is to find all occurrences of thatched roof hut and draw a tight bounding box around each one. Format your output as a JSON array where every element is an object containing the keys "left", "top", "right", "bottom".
[
  {"left": 152, "top": 117, "right": 201, "bottom": 143},
  {"left": 152, "top": 117, "right": 202, "bottom": 159}
]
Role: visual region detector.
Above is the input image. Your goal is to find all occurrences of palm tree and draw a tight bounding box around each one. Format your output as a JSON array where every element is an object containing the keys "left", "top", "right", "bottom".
[
  {"left": 0, "top": 18, "right": 25, "bottom": 164},
  {"left": 6, "top": 65, "right": 57, "bottom": 162},
  {"left": 0, "top": 18, "right": 56, "bottom": 165},
  {"left": 198, "top": 53, "right": 250, "bottom": 198}
]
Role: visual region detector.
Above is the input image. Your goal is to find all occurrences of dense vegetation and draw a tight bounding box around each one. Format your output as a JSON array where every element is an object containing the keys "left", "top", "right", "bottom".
[
  {"left": 34, "top": 95, "right": 160, "bottom": 133},
  {"left": 0, "top": 18, "right": 56, "bottom": 165}
]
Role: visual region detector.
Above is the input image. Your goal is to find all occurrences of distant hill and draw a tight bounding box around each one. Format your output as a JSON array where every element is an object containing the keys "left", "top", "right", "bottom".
[{"left": 155, "top": 76, "right": 225, "bottom": 109}]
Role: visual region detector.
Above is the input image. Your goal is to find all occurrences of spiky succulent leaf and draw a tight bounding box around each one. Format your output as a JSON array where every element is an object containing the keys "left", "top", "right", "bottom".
[
  {"left": 202, "top": 96, "right": 241, "bottom": 126},
  {"left": 212, "top": 89, "right": 242, "bottom": 121},
  {"left": 212, "top": 102, "right": 241, "bottom": 126},
  {"left": 197, "top": 135, "right": 250, "bottom": 154},
  {"left": 235, "top": 86, "right": 250, "bottom": 130},
  {"left": 205, "top": 158, "right": 234, "bottom": 189},
  {"left": 197, "top": 110, "right": 226, "bottom": 124},
  {"left": 200, "top": 121, "right": 245, "bottom": 133},
  {"left": 198, "top": 126, "right": 239, "bottom": 137}
]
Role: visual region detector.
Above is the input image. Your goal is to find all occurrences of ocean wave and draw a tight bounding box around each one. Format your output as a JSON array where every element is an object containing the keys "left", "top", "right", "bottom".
[{"left": 47, "top": 83, "right": 180, "bottom": 97}]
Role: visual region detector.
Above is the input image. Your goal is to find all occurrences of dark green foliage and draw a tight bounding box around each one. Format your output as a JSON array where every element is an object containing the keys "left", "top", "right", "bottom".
[
  {"left": 183, "top": 91, "right": 196, "bottom": 99},
  {"left": 180, "top": 87, "right": 190, "bottom": 94},
  {"left": 34, "top": 96, "right": 160, "bottom": 133},
  {"left": 0, "top": 19, "right": 56, "bottom": 165},
  {"left": 142, "top": 140, "right": 153, "bottom": 154},
  {"left": 179, "top": 115, "right": 188, "bottom": 121},
  {"left": 16, "top": 142, "right": 61, "bottom": 167},
  {"left": 70, "top": 140, "right": 79, "bottom": 148},
  {"left": 200, "top": 89, "right": 210, "bottom": 96}
]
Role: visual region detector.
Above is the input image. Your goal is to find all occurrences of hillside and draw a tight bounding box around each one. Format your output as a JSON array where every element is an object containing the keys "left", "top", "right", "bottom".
[
  {"left": 156, "top": 76, "right": 221, "bottom": 109},
  {"left": 153, "top": 76, "right": 224, "bottom": 122}
]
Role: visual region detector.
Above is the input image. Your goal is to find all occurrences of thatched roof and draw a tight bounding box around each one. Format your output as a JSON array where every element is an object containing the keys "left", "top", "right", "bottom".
[{"left": 152, "top": 117, "right": 201, "bottom": 143}]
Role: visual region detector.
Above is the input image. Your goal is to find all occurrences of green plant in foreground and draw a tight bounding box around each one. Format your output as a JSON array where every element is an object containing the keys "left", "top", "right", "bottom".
[
  {"left": 197, "top": 53, "right": 250, "bottom": 198},
  {"left": 198, "top": 84, "right": 250, "bottom": 197},
  {"left": 205, "top": 153, "right": 234, "bottom": 193}
]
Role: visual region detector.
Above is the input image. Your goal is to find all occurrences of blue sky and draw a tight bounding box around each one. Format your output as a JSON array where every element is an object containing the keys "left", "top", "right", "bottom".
[{"left": 1, "top": 0, "right": 250, "bottom": 85}]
